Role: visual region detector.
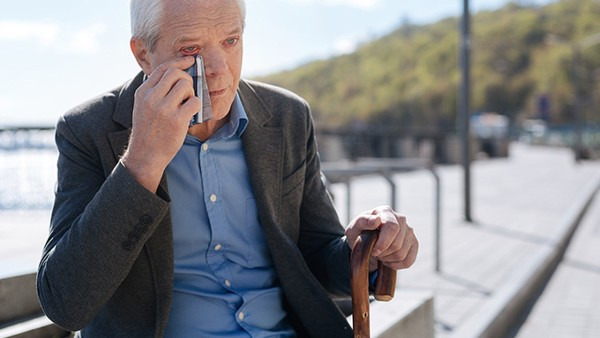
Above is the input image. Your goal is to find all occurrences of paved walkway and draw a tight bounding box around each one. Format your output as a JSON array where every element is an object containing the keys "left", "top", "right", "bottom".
[
  {"left": 328, "top": 143, "right": 600, "bottom": 337},
  {"left": 0, "top": 210, "right": 50, "bottom": 278},
  {"left": 1, "top": 143, "right": 599, "bottom": 337},
  {"left": 516, "top": 186, "right": 600, "bottom": 337}
]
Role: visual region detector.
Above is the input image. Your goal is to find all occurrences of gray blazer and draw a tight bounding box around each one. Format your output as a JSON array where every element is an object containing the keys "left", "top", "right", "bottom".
[{"left": 37, "top": 72, "right": 353, "bottom": 337}]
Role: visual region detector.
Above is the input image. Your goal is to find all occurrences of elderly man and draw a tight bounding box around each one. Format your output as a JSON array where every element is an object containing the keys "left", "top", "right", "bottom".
[{"left": 37, "top": 0, "right": 418, "bottom": 337}]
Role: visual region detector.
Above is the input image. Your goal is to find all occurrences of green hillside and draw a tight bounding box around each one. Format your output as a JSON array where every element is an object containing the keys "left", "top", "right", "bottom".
[{"left": 254, "top": 0, "right": 600, "bottom": 130}]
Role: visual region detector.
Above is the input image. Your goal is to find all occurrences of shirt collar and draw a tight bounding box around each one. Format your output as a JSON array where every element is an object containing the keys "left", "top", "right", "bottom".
[
  {"left": 208, "top": 92, "right": 248, "bottom": 140},
  {"left": 227, "top": 92, "right": 249, "bottom": 138},
  {"left": 183, "top": 93, "right": 248, "bottom": 145}
]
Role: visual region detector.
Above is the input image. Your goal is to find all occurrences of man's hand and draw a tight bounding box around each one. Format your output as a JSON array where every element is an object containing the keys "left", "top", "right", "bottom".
[
  {"left": 345, "top": 206, "right": 418, "bottom": 271},
  {"left": 122, "top": 56, "right": 201, "bottom": 192}
]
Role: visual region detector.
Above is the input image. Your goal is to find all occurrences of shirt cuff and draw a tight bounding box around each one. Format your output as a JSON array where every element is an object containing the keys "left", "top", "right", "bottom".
[{"left": 369, "top": 270, "right": 379, "bottom": 288}]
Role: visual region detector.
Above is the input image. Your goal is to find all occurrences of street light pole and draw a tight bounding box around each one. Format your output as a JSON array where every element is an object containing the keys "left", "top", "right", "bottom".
[
  {"left": 571, "top": 33, "right": 600, "bottom": 162},
  {"left": 545, "top": 32, "right": 600, "bottom": 162},
  {"left": 459, "top": 0, "right": 473, "bottom": 222},
  {"left": 572, "top": 47, "right": 583, "bottom": 162}
]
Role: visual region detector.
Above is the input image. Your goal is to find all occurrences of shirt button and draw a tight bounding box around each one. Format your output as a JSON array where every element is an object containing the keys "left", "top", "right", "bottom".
[
  {"left": 202, "top": 143, "right": 209, "bottom": 151},
  {"left": 214, "top": 244, "right": 223, "bottom": 251},
  {"left": 210, "top": 194, "right": 217, "bottom": 202},
  {"left": 238, "top": 312, "right": 245, "bottom": 321},
  {"left": 225, "top": 280, "right": 231, "bottom": 287}
]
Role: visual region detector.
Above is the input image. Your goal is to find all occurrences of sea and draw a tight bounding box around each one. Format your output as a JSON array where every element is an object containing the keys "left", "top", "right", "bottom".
[
  {"left": 0, "top": 129, "right": 57, "bottom": 277},
  {"left": 0, "top": 129, "right": 57, "bottom": 210}
]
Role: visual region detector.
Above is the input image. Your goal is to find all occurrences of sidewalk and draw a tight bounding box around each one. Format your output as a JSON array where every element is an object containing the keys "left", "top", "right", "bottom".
[
  {"left": 516, "top": 183, "right": 600, "bottom": 337},
  {"left": 0, "top": 210, "right": 50, "bottom": 278},
  {"left": 329, "top": 143, "right": 600, "bottom": 337}
]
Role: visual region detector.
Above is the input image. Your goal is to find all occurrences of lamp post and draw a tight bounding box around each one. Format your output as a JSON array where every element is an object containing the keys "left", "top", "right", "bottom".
[
  {"left": 546, "top": 32, "right": 600, "bottom": 161},
  {"left": 459, "top": 0, "right": 472, "bottom": 222},
  {"left": 572, "top": 33, "right": 600, "bottom": 161}
]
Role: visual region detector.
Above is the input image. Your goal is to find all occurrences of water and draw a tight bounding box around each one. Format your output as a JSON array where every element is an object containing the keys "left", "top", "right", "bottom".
[
  {"left": 0, "top": 130, "right": 57, "bottom": 210},
  {"left": 0, "top": 130, "right": 56, "bottom": 276}
]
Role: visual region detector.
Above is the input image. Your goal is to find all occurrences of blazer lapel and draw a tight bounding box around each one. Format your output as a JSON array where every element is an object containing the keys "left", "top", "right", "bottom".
[
  {"left": 239, "top": 80, "right": 284, "bottom": 226},
  {"left": 107, "top": 72, "right": 138, "bottom": 166}
]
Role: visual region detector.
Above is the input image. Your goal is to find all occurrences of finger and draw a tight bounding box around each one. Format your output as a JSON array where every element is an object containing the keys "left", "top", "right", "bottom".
[
  {"left": 345, "top": 213, "right": 382, "bottom": 249},
  {"left": 381, "top": 241, "right": 418, "bottom": 270},
  {"left": 179, "top": 96, "right": 202, "bottom": 121},
  {"left": 371, "top": 211, "right": 403, "bottom": 256},
  {"left": 164, "top": 77, "right": 196, "bottom": 108},
  {"left": 145, "top": 56, "right": 195, "bottom": 88},
  {"left": 368, "top": 256, "right": 378, "bottom": 272},
  {"left": 151, "top": 67, "right": 194, "bottom": 101},
  {"left": 143, "top": 76, "right": 195, "bottom": 128},
  {"left": 378, "top": 226, "right": 418, "bottom": 262},
  {"left": 377, "top": 216, "right": 412, "bottom": 258}
]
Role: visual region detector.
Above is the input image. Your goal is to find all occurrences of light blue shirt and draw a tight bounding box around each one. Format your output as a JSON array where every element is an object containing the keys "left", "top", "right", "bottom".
[{"left": 164, "top": 94, "right": 295, "bottom": 337}]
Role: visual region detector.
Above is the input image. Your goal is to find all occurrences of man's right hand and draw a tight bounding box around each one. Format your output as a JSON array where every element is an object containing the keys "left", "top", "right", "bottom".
[{"left": 121, "top": 56, "right": 201, "bottom": 193}]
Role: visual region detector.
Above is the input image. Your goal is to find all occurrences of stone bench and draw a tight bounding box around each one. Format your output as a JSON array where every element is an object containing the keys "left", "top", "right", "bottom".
[
  {"left": 346, "top": 291, "right": 435, "bottom": 338},
  {"left": 0, "top": 273, "right": 69, "bottom": 338}
]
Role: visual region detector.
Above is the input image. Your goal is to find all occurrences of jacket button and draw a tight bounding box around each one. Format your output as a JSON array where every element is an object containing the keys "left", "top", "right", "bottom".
[
  {"left": 140, "top": 214, "right": 153, "bottom": 226},
  {"left": 134, "top": 223, "right": 145, "bottom": 234},
  {"left": 127, "top": 232, "right": 141, "bottom": 243},
  {"left": 121, "top": 240, "right": 135, "bottom": 251}
]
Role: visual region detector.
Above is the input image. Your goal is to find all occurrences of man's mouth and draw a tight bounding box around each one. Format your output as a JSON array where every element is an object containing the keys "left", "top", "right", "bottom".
[{"left": 209, "top": 88, "right": 226, "bottom": 98}]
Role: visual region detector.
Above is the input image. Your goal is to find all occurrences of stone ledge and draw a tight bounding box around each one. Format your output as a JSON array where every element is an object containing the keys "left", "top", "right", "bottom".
[
  {"left": 450, "top": 177, "right": 600, "bottom": 338},
  {"left": 0, "top": 315, "right": 69, "bottom": 338},
  {"left": 0, "top": 273, "right": 40, "bottom": 324},
  {"left": 347, "top": 291, "right": 434, "bottom": 338}
]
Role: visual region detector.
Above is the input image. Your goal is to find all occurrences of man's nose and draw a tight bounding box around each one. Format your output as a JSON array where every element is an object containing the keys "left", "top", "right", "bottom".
[{"left": 202, "top": 49, "right": 227, "bottom": 77}]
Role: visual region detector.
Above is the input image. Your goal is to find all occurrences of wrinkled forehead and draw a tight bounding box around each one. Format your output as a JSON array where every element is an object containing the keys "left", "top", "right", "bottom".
[{"left": 160, "top": 0, "right": 243, "bottom": 29}]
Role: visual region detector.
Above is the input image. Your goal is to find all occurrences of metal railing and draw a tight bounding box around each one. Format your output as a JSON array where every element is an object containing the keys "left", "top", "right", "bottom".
[{"left": 322, "top": 158, "right": 443, "bottom": 272}]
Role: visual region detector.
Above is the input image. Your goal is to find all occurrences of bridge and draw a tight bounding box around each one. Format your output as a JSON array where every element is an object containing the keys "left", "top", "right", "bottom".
[{"left": 0, "top": 127, "right": 55, "bottom": 151}]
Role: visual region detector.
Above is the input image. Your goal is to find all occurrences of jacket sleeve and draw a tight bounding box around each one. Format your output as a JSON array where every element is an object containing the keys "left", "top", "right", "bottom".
[
  {"left": 36, "top": 115, "right": 170, "bottom": 330},
  {"left": 295, "top": 103, "right": 352, "bottom": 297}
]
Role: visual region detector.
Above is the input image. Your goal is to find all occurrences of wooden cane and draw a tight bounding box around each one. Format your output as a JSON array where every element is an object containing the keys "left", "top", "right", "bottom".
[{"left": 351, "top": 230, "right": 397, "bottom": 338}]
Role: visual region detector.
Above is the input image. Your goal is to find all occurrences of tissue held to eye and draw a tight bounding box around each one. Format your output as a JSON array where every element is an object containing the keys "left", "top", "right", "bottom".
[{"left": 185, "top": 55, "right": 213, "bottom": 126}]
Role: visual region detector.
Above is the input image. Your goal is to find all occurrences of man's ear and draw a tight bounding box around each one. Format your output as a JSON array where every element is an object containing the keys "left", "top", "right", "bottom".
[{"left": 130, "top": 38, "right": 153, "bottom": 75}]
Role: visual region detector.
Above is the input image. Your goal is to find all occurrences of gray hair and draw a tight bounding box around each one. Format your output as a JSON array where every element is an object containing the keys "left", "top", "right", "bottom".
[{"left": 130, "top": 0, "right": 246, "bottom": 52}]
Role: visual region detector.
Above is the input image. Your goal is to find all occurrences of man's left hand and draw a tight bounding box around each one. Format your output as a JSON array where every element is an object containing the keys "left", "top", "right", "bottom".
[{"left": 345, "top": 206, "right": 418, "bottom": 271}]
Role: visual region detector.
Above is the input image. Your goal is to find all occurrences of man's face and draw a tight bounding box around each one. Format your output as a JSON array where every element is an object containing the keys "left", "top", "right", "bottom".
[{"left": 142, "top": 0, "right": 244, "bottom": 122}]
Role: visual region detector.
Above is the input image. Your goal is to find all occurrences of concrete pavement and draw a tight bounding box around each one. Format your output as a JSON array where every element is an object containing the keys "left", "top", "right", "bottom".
[
  {"left": 328, "top": 143, "right": 600, "bottom": 337},
  {"left": 516, "top": 184, "right": 600, "bottom": 337}
]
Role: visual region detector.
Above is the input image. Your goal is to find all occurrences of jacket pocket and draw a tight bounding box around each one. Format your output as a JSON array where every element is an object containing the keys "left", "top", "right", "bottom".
[{"left": 281, "top": 162, "right": 306, "bottom": 198}]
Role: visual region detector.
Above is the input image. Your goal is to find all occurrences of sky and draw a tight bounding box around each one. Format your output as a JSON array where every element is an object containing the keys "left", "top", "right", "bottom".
[{"left": 0, "top": 0, "right": 555, "bottom": 126}]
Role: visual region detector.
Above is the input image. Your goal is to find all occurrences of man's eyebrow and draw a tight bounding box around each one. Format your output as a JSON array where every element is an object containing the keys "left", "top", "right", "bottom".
[
  {"left": 173, "top": 27, "right": 243, "bottom": 47},
  {"left": 173, "top": 35, "right": 197, "bottom": 46},
  {"left": 225, "top": 27, "right": 243, "bottom": 35}
]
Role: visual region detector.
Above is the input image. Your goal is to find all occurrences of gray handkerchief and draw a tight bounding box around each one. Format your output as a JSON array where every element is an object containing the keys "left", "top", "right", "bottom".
[{"left": 185, "top": 55, "right": 213, "bottom": 126}]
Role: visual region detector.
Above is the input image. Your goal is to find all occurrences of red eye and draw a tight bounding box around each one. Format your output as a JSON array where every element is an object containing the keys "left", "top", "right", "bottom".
[{"left": 180, "top": 46, "right": 199, "bottom": 56}]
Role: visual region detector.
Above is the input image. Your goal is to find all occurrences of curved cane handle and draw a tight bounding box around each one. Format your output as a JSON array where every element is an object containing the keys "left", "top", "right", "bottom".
[{"left": 351, "top": 230, "right": 397, "bottom": 338}]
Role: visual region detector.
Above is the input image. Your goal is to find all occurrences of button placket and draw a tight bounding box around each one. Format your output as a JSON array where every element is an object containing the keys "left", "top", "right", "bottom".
[{"left": 200, "top": 144, "right": 233, "bottom": 292}]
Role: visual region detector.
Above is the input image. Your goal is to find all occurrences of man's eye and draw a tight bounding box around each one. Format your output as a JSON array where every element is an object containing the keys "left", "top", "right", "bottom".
[
  {"left": 225, "top": 38, "right": 238, "bottom": 46},
  {"left": 180, "top": 46, "right": 199, "bottom": 55}
]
